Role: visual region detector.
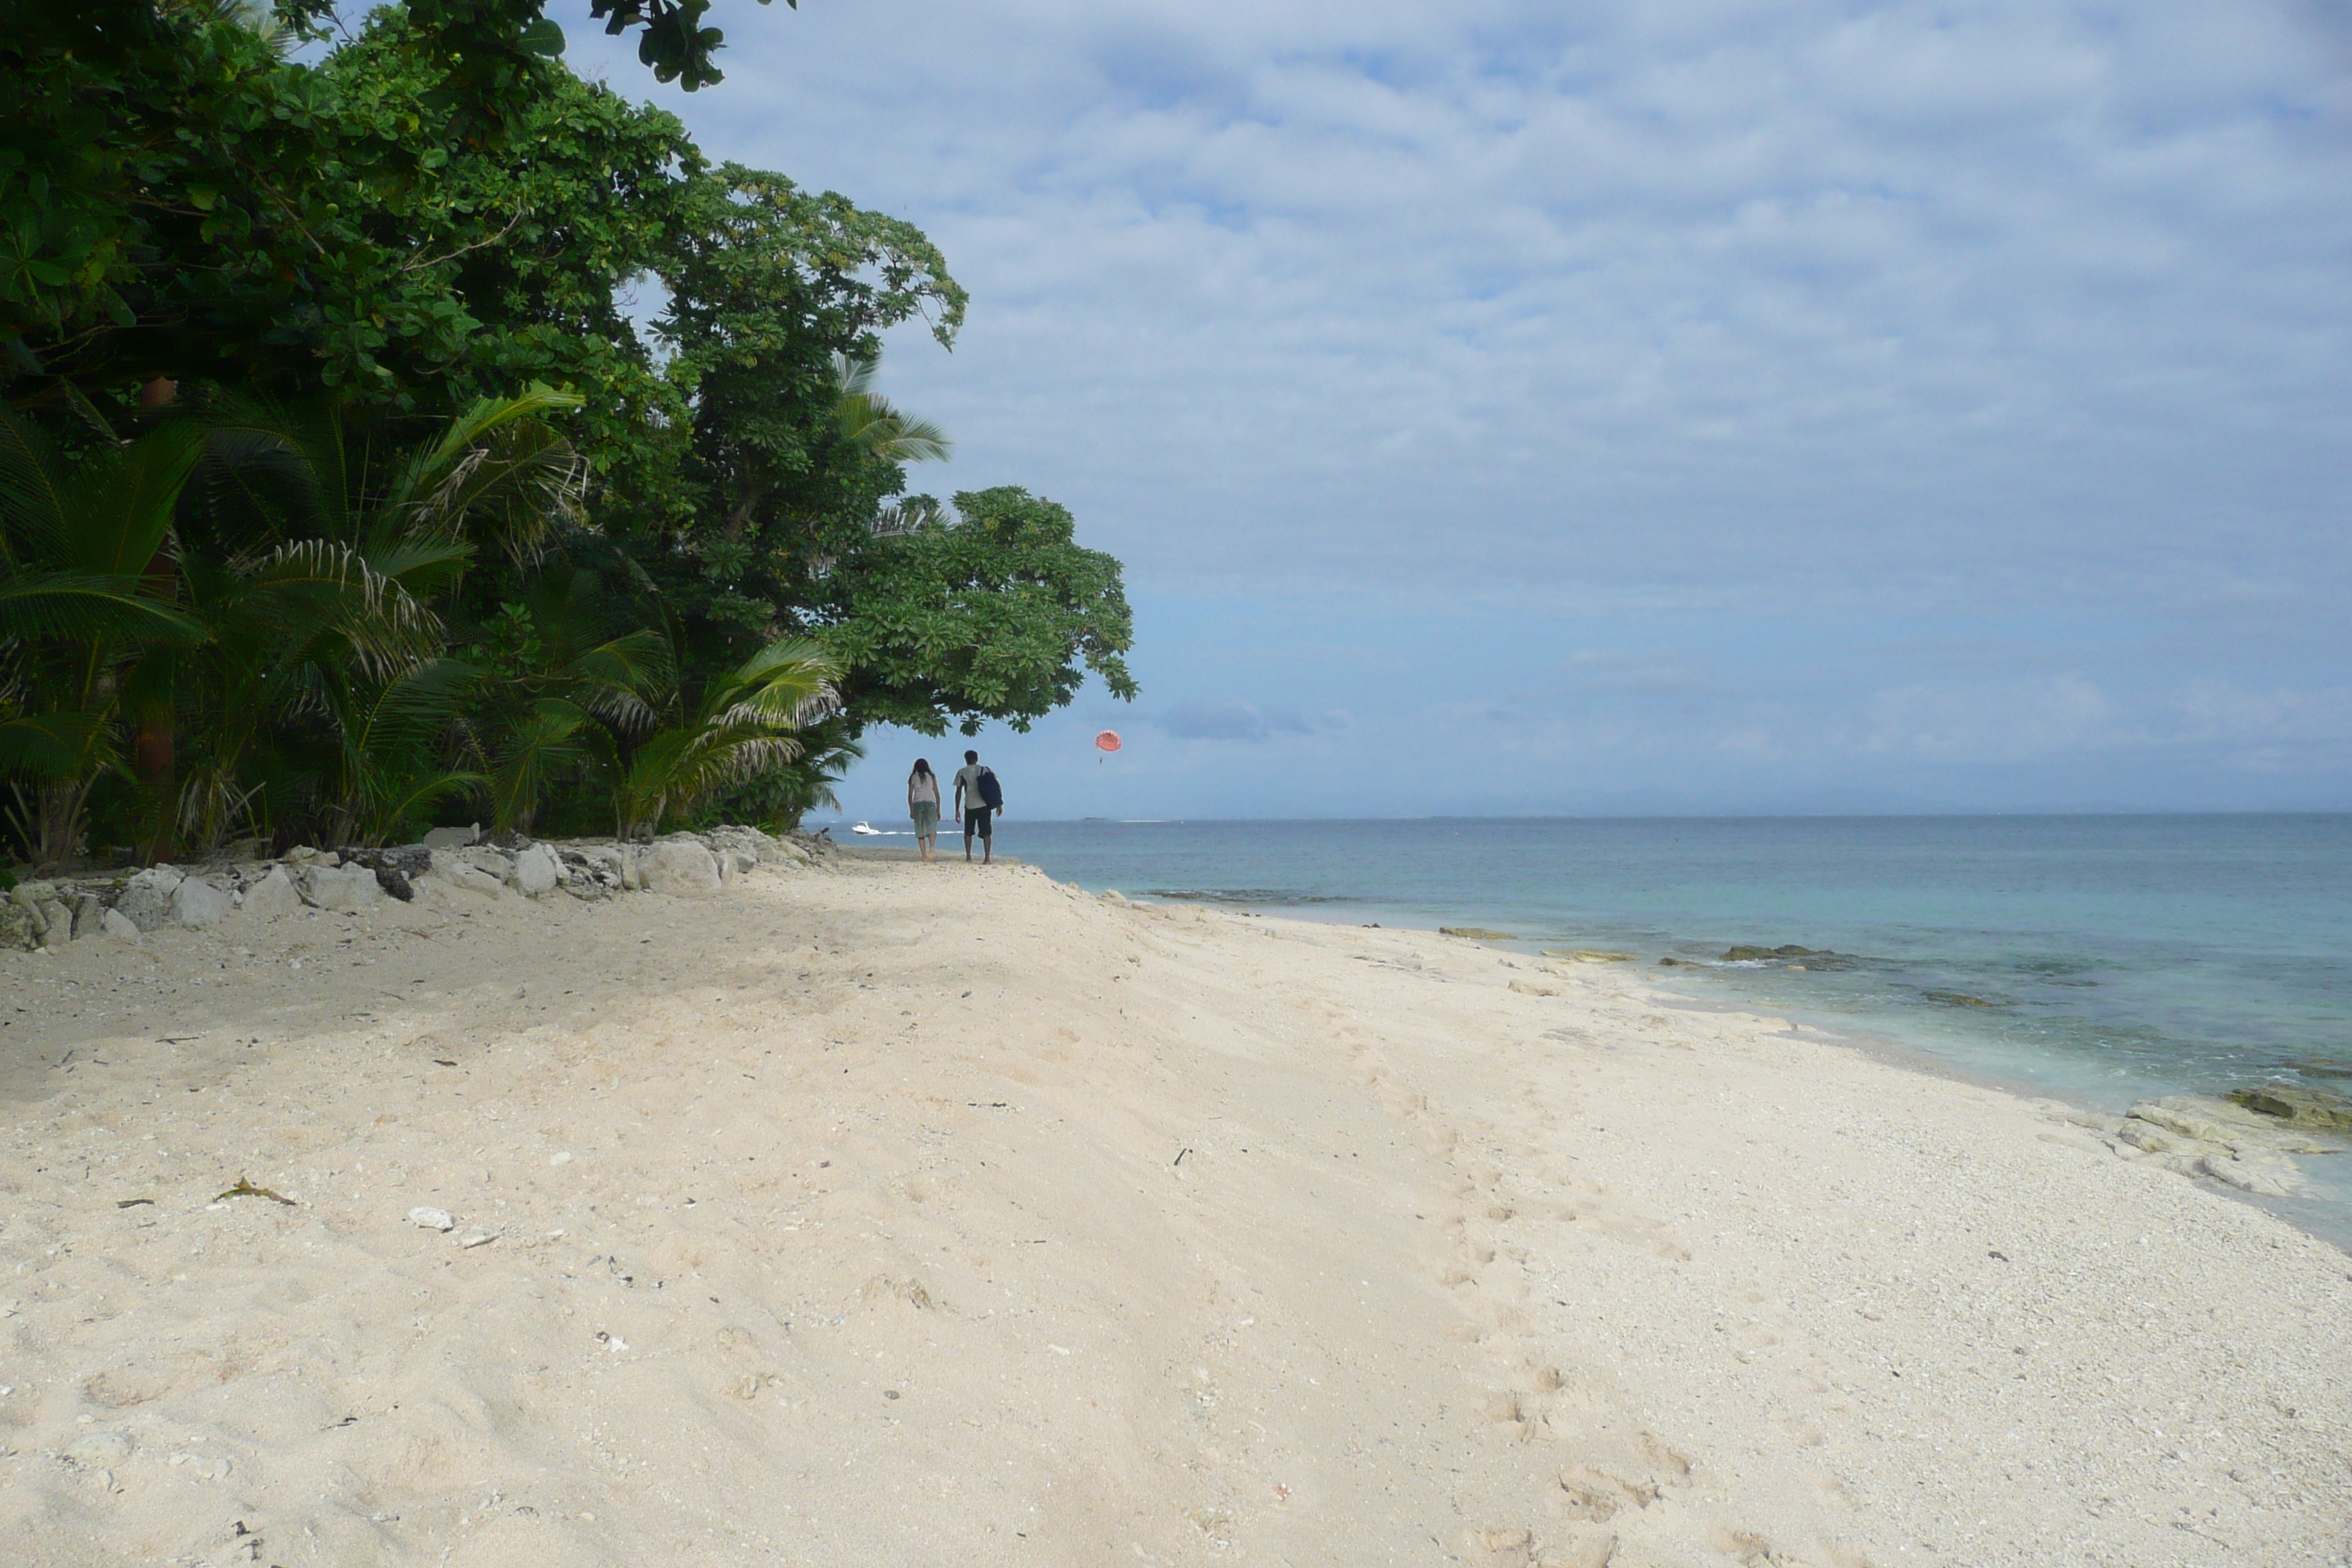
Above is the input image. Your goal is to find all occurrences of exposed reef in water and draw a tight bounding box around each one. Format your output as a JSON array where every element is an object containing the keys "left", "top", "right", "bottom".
[
  {"left": 2228, "top": 1085, "right": 2352, "bottom": 1133},
  {"left": 1714, "top": 943, "right": 1862, "bottom": 971},
  {"left": 1145, "top": 887, "right": 1352, "bottom": 906},
  {"left": 1723, "top": 943, "right": 1823, "bottom": 961},
  {"left": 2064, "top": 1093, "right": 2350, "bottom": 1199}
]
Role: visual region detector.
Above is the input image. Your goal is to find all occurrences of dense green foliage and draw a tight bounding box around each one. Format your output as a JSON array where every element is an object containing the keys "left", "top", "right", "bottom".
[
  {"left": 0, "top": 0, "right": 1133, "bottom": 867},
  {"left": 828, "top": 487, "right": 1141, "bottom": 736}
]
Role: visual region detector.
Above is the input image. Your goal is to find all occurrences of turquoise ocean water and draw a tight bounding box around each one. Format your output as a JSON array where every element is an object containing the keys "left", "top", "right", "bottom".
[{"left": 892, "top": 815, "right": 2352, "bottom": 1244}]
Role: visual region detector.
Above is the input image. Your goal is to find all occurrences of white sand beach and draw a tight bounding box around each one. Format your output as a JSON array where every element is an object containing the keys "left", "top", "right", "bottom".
[{"left": 0, "top": 851, "right": 2345, "bottom": 1567}]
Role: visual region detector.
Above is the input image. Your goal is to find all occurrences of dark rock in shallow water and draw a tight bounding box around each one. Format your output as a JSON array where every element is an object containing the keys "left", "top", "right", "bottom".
[
  {"left": 2228, "top": 1086, "right": 2352, "bottom": 1133},
  {"left": 1719, "top": 943, "right": 1863, "bottom": 971},
  {"left": 1922, "top": 990, "right": 2002, "bottom": 1008}
]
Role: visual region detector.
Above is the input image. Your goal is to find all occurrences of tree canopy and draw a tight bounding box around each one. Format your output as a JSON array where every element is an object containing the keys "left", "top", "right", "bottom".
[{"left": 0, "top": 0, "right": 1131, "bottom": 864}]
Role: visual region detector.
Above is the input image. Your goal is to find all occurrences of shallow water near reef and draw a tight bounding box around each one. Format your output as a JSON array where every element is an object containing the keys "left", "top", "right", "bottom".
[{"left": 930, "top": 814, "right": 2352, "bottom": 1244}]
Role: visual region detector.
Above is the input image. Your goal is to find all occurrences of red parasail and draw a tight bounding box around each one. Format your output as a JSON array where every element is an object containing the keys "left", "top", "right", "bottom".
[{"left": 1094, "top": 730, "right": 1123, "bottom": 753}]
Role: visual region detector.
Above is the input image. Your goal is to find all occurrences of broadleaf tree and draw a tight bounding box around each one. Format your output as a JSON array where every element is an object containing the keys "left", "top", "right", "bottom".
[{"left": 0, "top": 0, "right": 1134, "bottom": 859}]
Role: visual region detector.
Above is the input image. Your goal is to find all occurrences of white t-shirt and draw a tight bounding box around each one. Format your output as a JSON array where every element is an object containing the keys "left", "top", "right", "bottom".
[
  {"left": 954, "top": 764, "right": 992, "bottom": 811},
  {"left": 908, "top": 772, "right": 939, "bottom": 808}
]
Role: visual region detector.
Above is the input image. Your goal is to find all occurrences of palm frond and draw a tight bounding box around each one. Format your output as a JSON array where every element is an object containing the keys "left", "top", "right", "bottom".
[
  {"left": 0, "top": 572, "right": 206, "bottom": 645},
  {"left": 364, "top": 537, "right": 477, "bottom": 600},
  {"left": 490, "top": 697, "right": 605, "bottom": 831},
  {"left": 361, "top": 767, "right": 487, "bottom": 846},
  {"left": 61, "top": 422, "right": 208, "bottom": 578},
  {"left": 563, "top": 628, "right": 672, "bottom": 734},
  {"left": 355, "top": 658, "right": 483, "bottom": 761},
  {"left": 832, "top": 351, "right": 880, "bottom": 402},
  {"left": 832, "top": 351, "right": 952, "bottom": 465},
  {"left": 611, "top": 637, "right": 839, "bottom": 836},
  {"left": 0, "top": 712, "right": 111, "bottom": 780},
  {"left": 707, "top": 638, "right": 842, "bottom": 725},
  {"left": 870, "top": 496, "right": 948, "bottom": 538},
  {"left": 0, "top": 403, "right": 75, "bottom": 570},
  {"left": 193, "top": 390, "right": 352, "bottom": 539},
  {"left": 381, "top": 391, "right": 587, "bottom": 563},
  {"left": 242, "top": 540, "right": 446, "bottom": 676},
  {"left": 330, "top": 657, "right": 486, "bottom": 844},
  {"left": 175, "top": 769, "right": 264, "bottom": 853}
]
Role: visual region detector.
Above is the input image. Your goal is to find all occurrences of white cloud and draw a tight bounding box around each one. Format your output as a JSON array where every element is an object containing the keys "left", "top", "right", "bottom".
[
  {"left": 2174, "top": 679, "right": 2352, "bottom": 770},
  {"left": 568, "top": 1, "right": 2352, "bottom": 810},
  {"left": 1857, "top": 672, "right": 2352, "bottom": 770},
  {"left": 1864, "top": 674, "right": 2127, "bottom": 760},
  {"left": 580, "top": 1, "right": 2348, "bottom": 609}
]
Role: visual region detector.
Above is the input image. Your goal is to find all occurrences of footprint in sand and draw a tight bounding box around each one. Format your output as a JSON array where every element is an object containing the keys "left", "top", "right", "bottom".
[
  {"left": 1465, "top": 1523, "right": 1618, "bottom": 1568},
  {"left": 1554, "top": 1469, "right": 1625, "bottom": 1521},
  {"left": 1558, "top": 1203, "right": 1693, "bottom": 1263},
  {"left": 1545, "top": 1422, "right": 1695, "bottom": 1520},
  {"left": 1710, "top": 1525, "right": 1825, "bottom": 1567}
]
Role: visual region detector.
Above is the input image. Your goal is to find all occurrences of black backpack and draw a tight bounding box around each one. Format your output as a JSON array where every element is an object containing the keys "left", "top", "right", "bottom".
[{"left": 976, "top": 767, "right": 1003, "bottom": 810}]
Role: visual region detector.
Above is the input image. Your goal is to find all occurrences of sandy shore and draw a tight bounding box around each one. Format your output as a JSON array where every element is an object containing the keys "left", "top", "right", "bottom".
[{"left": 0, "top": 852, "right": 2345, "bottom": 1567}]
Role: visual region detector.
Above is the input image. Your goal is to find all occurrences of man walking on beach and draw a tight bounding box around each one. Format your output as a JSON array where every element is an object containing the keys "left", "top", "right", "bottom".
[{"left": 954, "top": 750, "right": 1001, "bottom": 864}]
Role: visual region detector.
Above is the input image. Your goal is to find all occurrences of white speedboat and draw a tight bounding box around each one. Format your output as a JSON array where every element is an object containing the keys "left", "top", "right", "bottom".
[{"left": 850, "top": 821, "right": 883, "bottom": 836}]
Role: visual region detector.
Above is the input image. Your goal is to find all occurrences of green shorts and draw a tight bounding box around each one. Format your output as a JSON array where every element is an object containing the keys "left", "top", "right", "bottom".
[{"left": 911, "top": 802, "right": 939, "bottom": 837}]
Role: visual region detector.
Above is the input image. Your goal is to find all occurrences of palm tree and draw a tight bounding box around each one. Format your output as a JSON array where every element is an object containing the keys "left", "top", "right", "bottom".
[
  {"left": 474, "top": 562, "right": 672, "bottom": 834},
  {"left": 0, "top": 386, "right": 593, "bottom": 864},
  {"left": 167, "top": 532, "right": 467, "bottom": 852},
  {"left": 765, "top": 720, "right": 864, "bottom": 829},
  {"left": 0, "top": 403, "right": 208, "bottom": 866},
  {"left": 831, "top": 353, "right": 954, "bottom": 542},
  {"left": 192, "top": 384, "right": 584, "bottom": 576},
  {"left": 698, "top": 715, "right": 865, "bottom": 832},
  {"left": 832, "top": 353, "right": 951, "bottom": 466},
  {"left": 173, "top": 387, "right": 590, "bottom": 849},
  {"left": 614, "top": 637, "right": 841, "bottom": 839},
  {"left": 317, "top": 656, "right": 487, "bottom": 847}
]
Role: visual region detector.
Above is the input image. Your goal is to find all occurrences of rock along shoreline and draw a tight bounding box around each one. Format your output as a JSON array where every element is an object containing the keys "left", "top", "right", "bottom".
[{"left": 1, "top": 823, "right": 844, "bottom": 951}]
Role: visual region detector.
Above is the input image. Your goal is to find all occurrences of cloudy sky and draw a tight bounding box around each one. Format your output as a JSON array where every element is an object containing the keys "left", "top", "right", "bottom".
[{"left": 571, "top": 0, "right": 2351, "bottom": 819}]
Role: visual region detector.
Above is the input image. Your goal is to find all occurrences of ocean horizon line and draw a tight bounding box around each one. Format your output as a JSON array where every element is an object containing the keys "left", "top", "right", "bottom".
[{"left": 818, "top": 807, "right": 2352, "bottom": 826}]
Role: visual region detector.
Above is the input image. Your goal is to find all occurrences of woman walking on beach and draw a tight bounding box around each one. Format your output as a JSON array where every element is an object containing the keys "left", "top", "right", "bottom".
[{"left": 907, "top": 759, "right": 942, "bottom": 862}]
